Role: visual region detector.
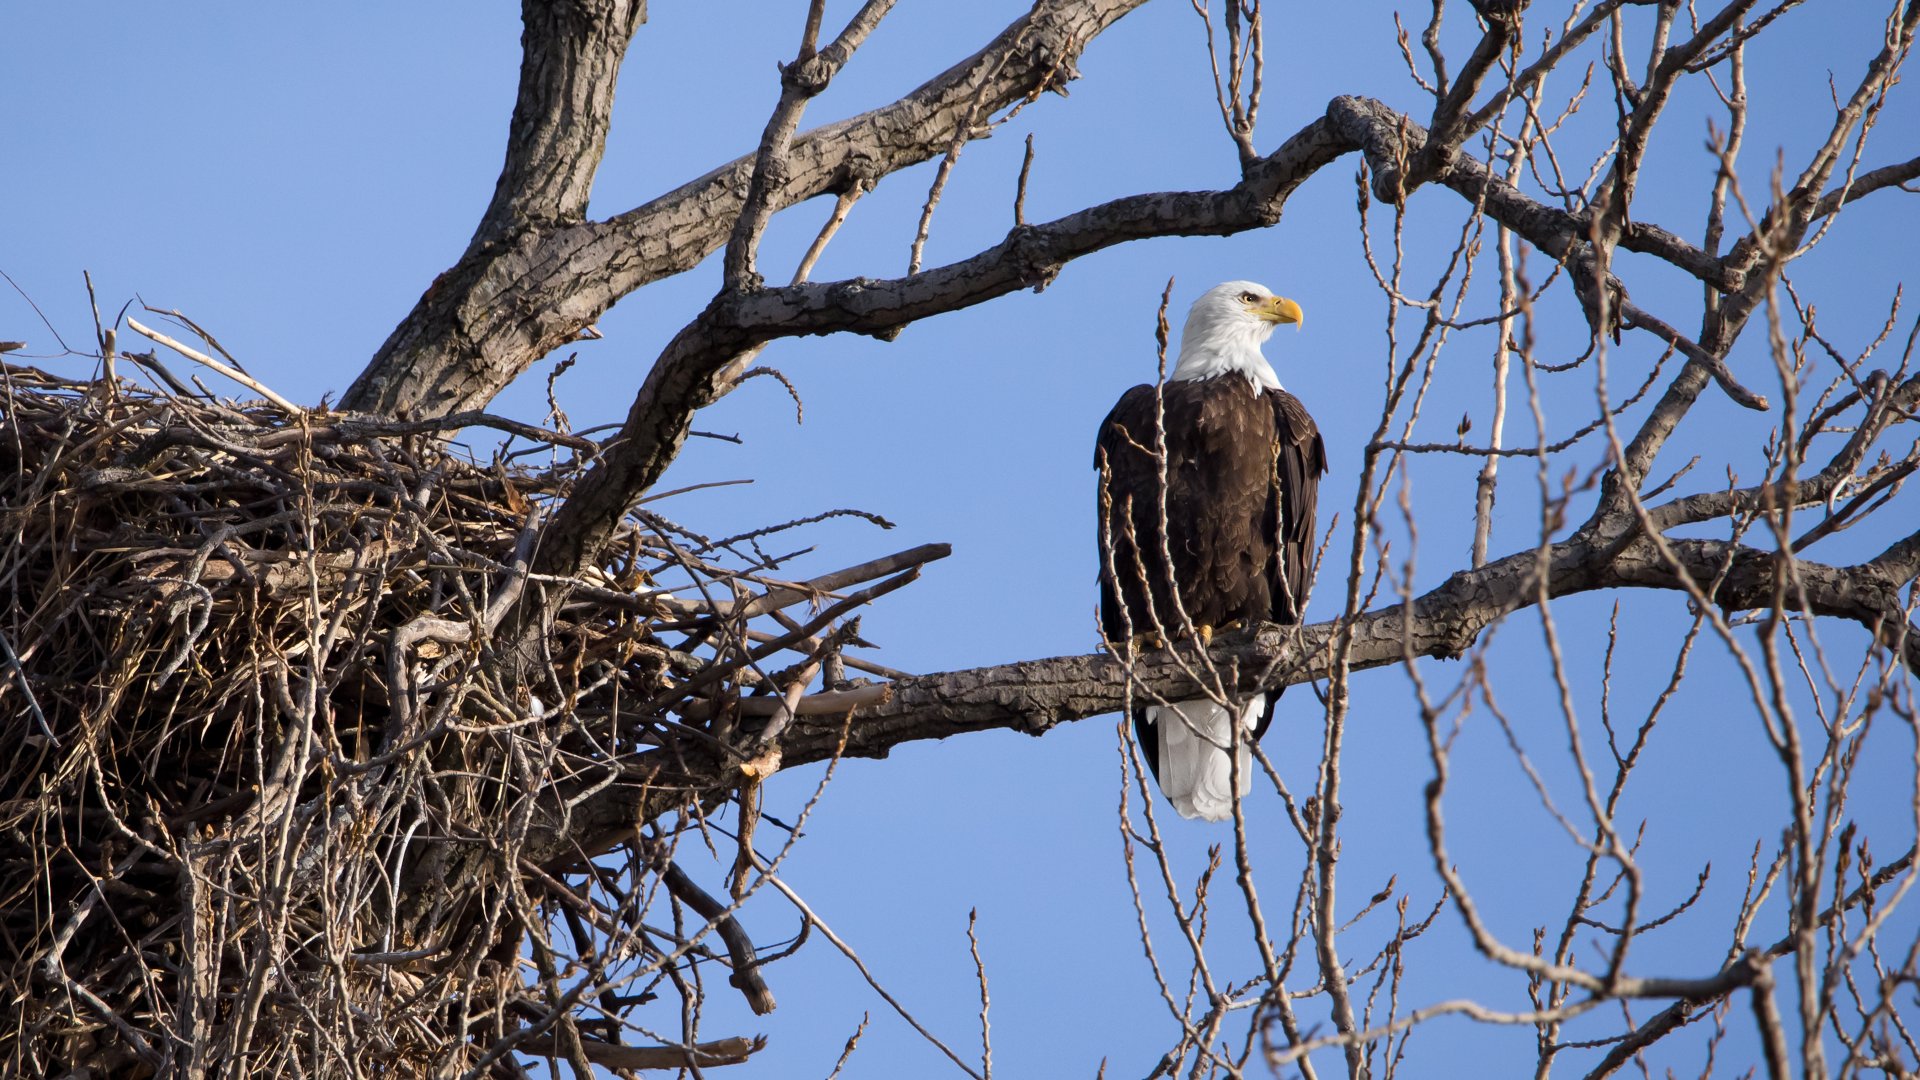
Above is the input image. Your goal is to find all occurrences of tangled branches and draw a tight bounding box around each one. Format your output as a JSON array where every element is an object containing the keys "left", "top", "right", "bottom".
[{"left": 0, "top": 363, "right": 933, "bottom": 1077}]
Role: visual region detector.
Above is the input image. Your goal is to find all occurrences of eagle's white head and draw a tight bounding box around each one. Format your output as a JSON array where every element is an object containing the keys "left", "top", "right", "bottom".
[{"left": 1171, "top": 280, "right": 1303, "bottom": 388}]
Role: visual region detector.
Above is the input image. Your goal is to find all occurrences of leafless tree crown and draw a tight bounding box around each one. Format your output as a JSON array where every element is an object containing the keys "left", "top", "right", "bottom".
[{"left": 4, "top": 0, "right": 1919, "bottom": 1076}]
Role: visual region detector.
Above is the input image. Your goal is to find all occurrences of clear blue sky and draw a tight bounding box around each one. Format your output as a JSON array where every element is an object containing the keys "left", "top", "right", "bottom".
[{"left": 5, "top": 3, "right": 1917, "bottom": 1076}]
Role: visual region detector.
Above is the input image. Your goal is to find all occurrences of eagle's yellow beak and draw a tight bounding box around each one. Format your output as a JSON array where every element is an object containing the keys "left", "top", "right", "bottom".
[{"left": 1258, "top": 295, "right": 1304, "bottom": 326}]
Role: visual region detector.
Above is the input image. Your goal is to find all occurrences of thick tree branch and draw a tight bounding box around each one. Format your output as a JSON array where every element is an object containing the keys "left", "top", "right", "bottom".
[
  {"left": 479, "top": 0, "right": 647, "bottom": 241},
  {"left": 342, "top": 0, "right": 1146, "bottom": 418},
  {"left": 765, "top": 536, "right": 1920, "bottom": 773},
  {"left": 528, "top": 531, "right": 1920, "bottom": 875},
  {"left": 1811, "top": 153, "right": 1920, "bottom": 219},
  {"left": 1408, "top": 7, "right": 1516, "bottom": 186}
]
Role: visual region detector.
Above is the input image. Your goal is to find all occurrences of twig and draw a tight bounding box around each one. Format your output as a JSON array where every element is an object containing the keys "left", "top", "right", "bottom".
[
  {"left": 824, "top": 1013, "right": 870, "bottom": 1080},
  {"left": 0, "top": 625, "right": 56, "bottom": 747},
  {"left": 967, "top": 908, "right": 993, "bottom": 1080},
  {"left": 1014, "top": 133, "right": 1036, "bottom": 226},
  {"left": 755, "top": 863, "right": 985, "bottom": 1080},
  {"left": 125, "top": 316, "right": 302, "bottom": 414},
  {"left": 793, "top": 183, "right": 869, "bottom": 285}
]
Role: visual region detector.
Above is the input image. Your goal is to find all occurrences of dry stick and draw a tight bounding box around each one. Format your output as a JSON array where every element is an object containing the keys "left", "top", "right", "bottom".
[
  {"left": 754, "top": 863, "right": 985, "bottom": 1080},
  {"left": 1540, "top": 228, "right": 1656, "bottom": 992},
  {"left": 1114, "top": 742, "right": 1195, "bottom": 1036},
  {"left": 1242, "top": 0, "right": 1265, "bottom": 144},
  {"left": 1619, "top": 300, "right": 1768, "bottom": 410},
  {"left": 636, "top": 478, "right": 756, "bottom": 507},
  {"left": 1227, "top": 739, "right": 1288, "bottom": 1053},
  {"left": 564, "top": 705, "right": 857, "bottom": 1048},
  {"left": 652, "top": 566, "right": 923, "bottom": 722},
  {"left": 512, "top": 1033, "right": 765, "bottom": 1070},
  {"left": 747, "top": 623, "right": 911, "bottom": 680},
  {"left": 126, "top": 315, "right": 302, "bottom": 414},
  {"left": 119, "top": 347, "right": 203, "bottom": 401},
  {"left": 148, "top": 304, "right": 247, "bottom": 372},
  {"left": 250, "top": 410, "right": 597, "bottom": 453},
  {"left": 1354, "top": 107, "right": 1517, "bottom": 1058},
  {"left": 742, "top": 624, "right": 909, "bottom": 681},
  {"left": 727, "top": 642, "right": 831, "bottom": 899},
  {"left": 1318, "top": 151, "right": 1435, "bottom": 1080},
  {"left": 824, "top": 1013, "right": 871, "bottom": 1080},
  {"left": 793, "top": 183, "right": 868, "bottom": 286},
  {"left": 966, "top": 909, "right": 992, "bottom": 1080},
  {"left": 909, "top": 36, "right": 1018, "bottom": 275},
  {"left": 0, "top": 625, "right": 56, "bottom": 747},
  {"left": 676, "top": 542, "right": 949, "bottom": 621},
  {"left": 1098, "top": 473, "right": 1206, "bottom": 1051},
  {"left": 83, "top": 271, "right": 116, "bottom": 393},
  {"left": 653, "top": 857, "right": 776, "bottom": 1015},
  {"left": 1549, "top": 610, "right": 1712, "bottom": 1057},
  {"left": 1191, "top": 0, "right": 1263, "bottom": 166},
  {"left": 1473, "top": 60, "right": 1541, "bottom": 568},
  {"left": 1111, "top": 640, "right": 1235, "bottom": 1070},
  {"left": 1267, "top": 994, "right": 1610, "bottom": 1069},
  {"left": 1013, "top": 133, "right": 1036, "bottom": 226},
  {"left": 700, "top": 505, "right": 897, "bottom": 557}
]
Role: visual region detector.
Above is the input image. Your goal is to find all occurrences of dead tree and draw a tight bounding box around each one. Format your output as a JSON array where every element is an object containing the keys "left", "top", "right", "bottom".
[{"left": 2, "top": 0, "right": 1917, "bottom": 1077}]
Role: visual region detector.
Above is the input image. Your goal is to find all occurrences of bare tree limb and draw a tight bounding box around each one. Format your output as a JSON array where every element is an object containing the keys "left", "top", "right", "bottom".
[
  {"left": 341, "top": 0, "right": 1145, "bottom": 418},
  {"left": 764, "top": 536, "right": 1920, "bottom": 774}
]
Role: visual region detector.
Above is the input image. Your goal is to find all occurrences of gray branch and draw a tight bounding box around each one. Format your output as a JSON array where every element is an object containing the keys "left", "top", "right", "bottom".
[
  {"left": 526, "top": 530, "right": 1919, "bottom": 875},
  {"left": 341, "top": 0, "right": 1146, "bottom": 418}
]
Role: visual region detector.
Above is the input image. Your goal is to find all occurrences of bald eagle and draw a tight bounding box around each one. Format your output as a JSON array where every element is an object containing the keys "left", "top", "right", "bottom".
[{"left": 1096, "top": 281, "right": 1325, "bottom": 821}]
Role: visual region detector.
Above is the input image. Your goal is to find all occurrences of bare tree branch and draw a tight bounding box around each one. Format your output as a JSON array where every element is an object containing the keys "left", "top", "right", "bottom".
[{"left": 341, "top": 0, "right": 1144, "bottom": 418}]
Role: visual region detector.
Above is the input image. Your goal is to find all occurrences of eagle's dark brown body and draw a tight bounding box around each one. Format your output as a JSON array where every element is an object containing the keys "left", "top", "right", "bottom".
[{"left": 1095, "top": 374, "right": 1325, "bottom": 781}]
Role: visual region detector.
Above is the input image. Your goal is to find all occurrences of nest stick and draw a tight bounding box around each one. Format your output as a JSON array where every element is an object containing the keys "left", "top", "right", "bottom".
[{"left": 126, "top": 315, "right": 302, "bottom": 415}]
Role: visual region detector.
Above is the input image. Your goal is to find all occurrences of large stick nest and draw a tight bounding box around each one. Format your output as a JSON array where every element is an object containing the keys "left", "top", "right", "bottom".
[{"left": 0, "top": 363, "right": 911, "bottom": 1077}]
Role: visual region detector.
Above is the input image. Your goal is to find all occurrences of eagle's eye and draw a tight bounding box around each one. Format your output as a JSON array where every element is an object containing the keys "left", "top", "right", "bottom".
[{"left": 1239, "top": 291, "right": 1259, "bottom": 303}]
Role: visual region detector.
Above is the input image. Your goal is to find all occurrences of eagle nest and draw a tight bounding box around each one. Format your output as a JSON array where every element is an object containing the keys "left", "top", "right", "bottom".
[{"left": 0, "top": 361, "right": 922, "bottom": 1078}]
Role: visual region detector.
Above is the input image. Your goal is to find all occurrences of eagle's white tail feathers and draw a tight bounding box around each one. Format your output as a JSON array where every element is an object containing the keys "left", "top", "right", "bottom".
[{"left": 1147, "top": 695, "right": 1266, "bottom": 821}]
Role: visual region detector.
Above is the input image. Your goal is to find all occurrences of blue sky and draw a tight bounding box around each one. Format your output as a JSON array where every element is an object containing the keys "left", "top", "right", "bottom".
[{"left": 6, "top": 2, "right": 1918, "bottom": 1076}]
